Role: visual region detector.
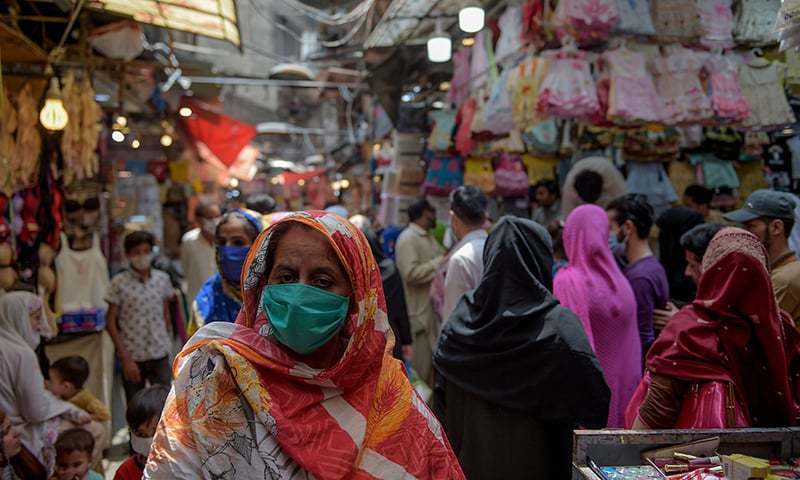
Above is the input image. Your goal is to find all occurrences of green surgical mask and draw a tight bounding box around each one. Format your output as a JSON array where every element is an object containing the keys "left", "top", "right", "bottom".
[{"left": 261, "top": 283, "right": 349, "bottom": 355}]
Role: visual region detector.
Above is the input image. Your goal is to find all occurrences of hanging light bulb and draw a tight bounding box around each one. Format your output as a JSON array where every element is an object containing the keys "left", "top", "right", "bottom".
[
  {"left": 39, "top": 77, "right": 69, "bottom": 131},
  {"left": 116, "top": 115, "right": 128, "bottom": 127},
  {"left": 459, "top": 5, "right": 485, "bottom": 33},
  {"left": 160, "top": 134, "right": 174, "bottom": 147},
  {"left": 179, "top": 107, "right": 193, "bottom": 117},
  {"left": 131, "top": 139, "right": 141, "bottom": 149},
  {"left": 111, "top": 130, "right": 125, "bottom": 143},
  {"left": 427, "top": 19, "right": 452, "bottom": 63}
]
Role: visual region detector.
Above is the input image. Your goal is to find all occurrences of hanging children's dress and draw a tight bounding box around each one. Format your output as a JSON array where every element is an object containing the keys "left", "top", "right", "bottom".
[
  {"left": 428, "top": 110, "right": 457, "bottom": 152},
  {"left": 696, "top": 0, "right": 735, "bottom": 49},
  {"left": 733, "top": 0, "right": 780, "bottom": 46},
  {"left": 483, "top": 68, "right": 515, "bottom": 135},
  {"left": 495, "top": 5, "right": 524, "bottom": 61},
  {"left": 604, "top": 47, "right": 664, "bottom": 124},
  {"left": 651, "top": 0, "right": 703, "bottom": 42},
  {"left": 448, "top": 47, "right": 472, "bottom": 108},
  {"left": 613, "top": 0, "right": 656, "bottom": 36},
  {"left": 470, "top": 30, "right": 495, "bottom": 90},
  {"left": 706, "top": 54, "right": 751, "bottom": 123},
  {"left": 651, "top": 45, "right": 713, "bottom": 124},
  {"left": 510, "top": 56, "right": 550, "bottom": 129},
  {"left": 537, "top": 47, "right": 600, "bottom": 119},
  {"left": 738, "top": 56, "right": 796, "bottom": 128},
  {"left": 554, "top": 0, "right": 619, "bottom": 44}
]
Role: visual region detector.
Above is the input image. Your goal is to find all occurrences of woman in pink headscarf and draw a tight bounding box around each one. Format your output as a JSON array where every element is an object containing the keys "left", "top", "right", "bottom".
[{"left": 553, "top": 204, "right": 642, "bottom": 427}]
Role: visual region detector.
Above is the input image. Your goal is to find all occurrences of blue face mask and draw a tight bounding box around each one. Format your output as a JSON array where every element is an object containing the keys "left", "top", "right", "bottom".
[
  {"left": 261, "top": 283, "right": 349, "bottom": 355},
  {"left": 218, "top": 245, "right": 250, "bottom": 284}
]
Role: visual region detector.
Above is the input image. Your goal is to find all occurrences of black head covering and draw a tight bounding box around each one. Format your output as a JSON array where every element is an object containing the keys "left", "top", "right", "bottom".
[
  {"left": 656, "top": 207, "right": 704, "bottom": 302},
  {"left": 433, "top": 216, "right": 610, "bottom": 427}
]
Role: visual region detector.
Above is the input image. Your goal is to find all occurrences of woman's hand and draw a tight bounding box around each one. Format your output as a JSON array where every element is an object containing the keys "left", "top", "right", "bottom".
[
  {"left": 2, "top": 426, "right": 21, "bottom": 459},
  {"left": 122, "top": 358, "right": 142, "bottom": 384},
  {"left": 653, "top": 302, "right": 679, "bottom": 330}
]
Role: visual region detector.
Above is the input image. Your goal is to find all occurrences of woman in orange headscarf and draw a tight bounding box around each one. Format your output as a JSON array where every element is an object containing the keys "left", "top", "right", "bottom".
[{"left": 145, "top": 211, "right": 463, "bottom": 479}]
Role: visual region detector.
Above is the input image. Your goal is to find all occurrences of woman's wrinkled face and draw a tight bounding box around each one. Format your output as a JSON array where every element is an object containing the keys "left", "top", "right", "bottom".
[{"left": 267, "top": 225, "right": 352, "bottom": 298}]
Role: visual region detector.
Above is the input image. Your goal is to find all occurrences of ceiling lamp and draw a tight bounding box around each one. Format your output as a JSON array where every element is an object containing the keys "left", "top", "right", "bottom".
[
  {"left": 131, "top": 139, "right": 141, "bottom": 149},
  {"left": 160, "top": 134, "right": 174, "bottom": 147},
  {"left": 116, "top": 115, "right": 128, "bottom": 127},
  {"left": 39, "top": 77, "right": 69, "bottom": 131},
  {"left": 111, "top": 130, "right": 125, "bottom": 143},
  {"left": 179, "top": 107, "right": 193, "bottom": 117},
  {"left": 427, "top": 19, "right": 452, "bottom": 63},
  {"left": 459, "top": 5, "right": 485, "bottom": 33}
]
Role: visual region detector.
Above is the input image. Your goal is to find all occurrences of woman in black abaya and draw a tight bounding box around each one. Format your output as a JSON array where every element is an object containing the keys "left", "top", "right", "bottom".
[{"left": 433, "top": 216, "right": 610, "bottom": 480}]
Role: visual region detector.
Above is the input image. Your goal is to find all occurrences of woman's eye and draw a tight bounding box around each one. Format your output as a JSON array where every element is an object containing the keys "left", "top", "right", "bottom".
[
  {"left": 312, "top": 277, "right": 332, "bottom": 289},
  {"left": 279, "top": 273, "right": 295, "bottom": 283}
]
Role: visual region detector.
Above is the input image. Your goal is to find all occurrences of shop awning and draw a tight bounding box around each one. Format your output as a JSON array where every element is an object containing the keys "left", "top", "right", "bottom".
[{"left": 87, "top": 0, "right": 240, "bottom": 46}]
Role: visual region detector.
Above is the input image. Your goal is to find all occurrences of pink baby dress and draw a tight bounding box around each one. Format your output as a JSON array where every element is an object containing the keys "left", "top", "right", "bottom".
[
  {"left": 554, "top": 0, "right": 619, "bottom": 44},
  {"left": 696, "top": 0, "right": 735, "bottom": 49},
  {"left": 604, "top": 47, "right": 665, "bottom": 124},
  {"left": 706, "top": 54, "right": 750, "bottom": 123},
  {"left": 651, "top": 45, "right": 713, "bottom": 124},
  {"left": 537, "top": 48, "right": 600, "bottom": 119}
]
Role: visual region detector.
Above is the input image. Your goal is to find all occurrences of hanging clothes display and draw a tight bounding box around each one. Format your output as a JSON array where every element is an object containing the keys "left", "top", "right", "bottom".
[
  {"left": 428, "top": 110, "right": 457, "bottom": 152},
  {"left": 613, "top": 0, "right": 656, "bottom": 36},
  {"left": 651, "top": 0, "right": 703, "bottom": 42},
  {"left": 510, "top": 56, "right": 550, "bottom": 128},
  {"left": 651, "top": 45, "right": 713, "bottom": 124},
  {"left": 463, "top": 157, "right": 496, "bottom": 193},
  {"left": 625, "top": 162, "right": 679, "bottom": 217},
  {"left": 55, "top": 233, "right": 110, "bottom": 313},
  {"left": 537, "top": 47, "right": 600, "bottom": 119},
  {"left": 455, "top": 97, "right": 477, "bottom": 156},
  {"left": 738, "top": 56, "right": 796, "bottom": 128},
  {"left": 522, "top": 0, "right": 553, "bottom": 48},
  {"left": 483, "top": 68, "right": 515, "bottom": 135},
  {"left": 423, "top": 150, "right": 464, "bottom": 197},
  {"left": 688, "top": 153, "right": 741, "bottom": 189},
  {"left": 470, "top": 30, "right": 497, "bottom": 90},
  {"left": 448, "top": 47, "right": 472, "bottom": 108},
  {"left": 494, "top": 153, "right": 530, "bottom": 198},
  {"left": 733, "top": 0, "right": 780, "bottom": 46},
  {"left": 554, "top": 0, "right": 619, "bottom": 44},
  {"left": 706, "top": 54, "right": 751, "bottom": 123},
  {"left": 495, "top": 5, "right": 524, "bottom": 61},
  {"left": 696, "top": 0, "right": 735, "bottom": 49},
  {"left": 604, "top": 46, "right": 665, "bottom": 124}
]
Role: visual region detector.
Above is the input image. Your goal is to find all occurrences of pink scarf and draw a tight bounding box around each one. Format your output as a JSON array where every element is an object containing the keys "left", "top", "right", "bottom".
[{"left": 553, "top": 204, "right": 642, "bottom": 427}]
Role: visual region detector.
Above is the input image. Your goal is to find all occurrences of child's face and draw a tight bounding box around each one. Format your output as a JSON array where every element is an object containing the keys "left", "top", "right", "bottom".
[
  {"left": 54, "top": 449, "right": 91, "bottom": 480},
  {"left": 46, "top": 369, "right": 78, "bottom": 400},
  {"left": 130, "top": 415, "right": 160, "bottom": 460}
]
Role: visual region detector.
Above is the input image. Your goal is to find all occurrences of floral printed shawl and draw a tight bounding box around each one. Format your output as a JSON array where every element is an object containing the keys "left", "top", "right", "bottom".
[{"left": 145, "top": 211, "right": 464, "bottom": 480}]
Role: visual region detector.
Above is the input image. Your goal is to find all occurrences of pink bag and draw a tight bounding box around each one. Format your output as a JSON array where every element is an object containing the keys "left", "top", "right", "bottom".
[
  {"left": 625, "top": 373, "right": 749, "bottom": 429},
  {"left": 494, "top": 153, "right": 529, "bottom": 198}
]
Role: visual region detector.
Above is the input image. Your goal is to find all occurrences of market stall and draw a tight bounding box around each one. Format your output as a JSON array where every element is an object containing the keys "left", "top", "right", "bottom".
[
  {"left": 364, "top": 0, "right": 800, "bottom": 231},
  {"left": 573, "top": 428, "right": 800, "bottom": 479}
]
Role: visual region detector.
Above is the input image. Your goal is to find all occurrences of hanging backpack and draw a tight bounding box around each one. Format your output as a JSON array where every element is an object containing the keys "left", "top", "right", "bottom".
[{"left": 494, "top": 153, "right": 530, "bottom": 198}]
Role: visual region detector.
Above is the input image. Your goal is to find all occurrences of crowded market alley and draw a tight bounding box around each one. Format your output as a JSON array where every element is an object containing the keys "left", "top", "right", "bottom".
[{"left": 3, "top": 0, "right": 800, "bottom": 478}]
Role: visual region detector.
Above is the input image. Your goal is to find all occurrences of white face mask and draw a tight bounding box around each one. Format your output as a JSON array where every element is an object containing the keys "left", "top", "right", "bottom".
[
  {"left": 130, "top": 433, "right": 153, "bottom": 456},
  {"left": 129, "top": 253, "right": 153, "bottom": 271}
]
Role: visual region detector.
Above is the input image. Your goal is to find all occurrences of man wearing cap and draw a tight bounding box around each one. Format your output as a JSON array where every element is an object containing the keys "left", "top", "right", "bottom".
[{"left": 724, "top": 189, "right": 800, "bottom": 325}]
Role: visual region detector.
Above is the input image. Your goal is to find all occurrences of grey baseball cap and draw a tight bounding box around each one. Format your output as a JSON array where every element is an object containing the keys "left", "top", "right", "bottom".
[{"left": 723, "top": 189, "right": 797, "bottom": 223}]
